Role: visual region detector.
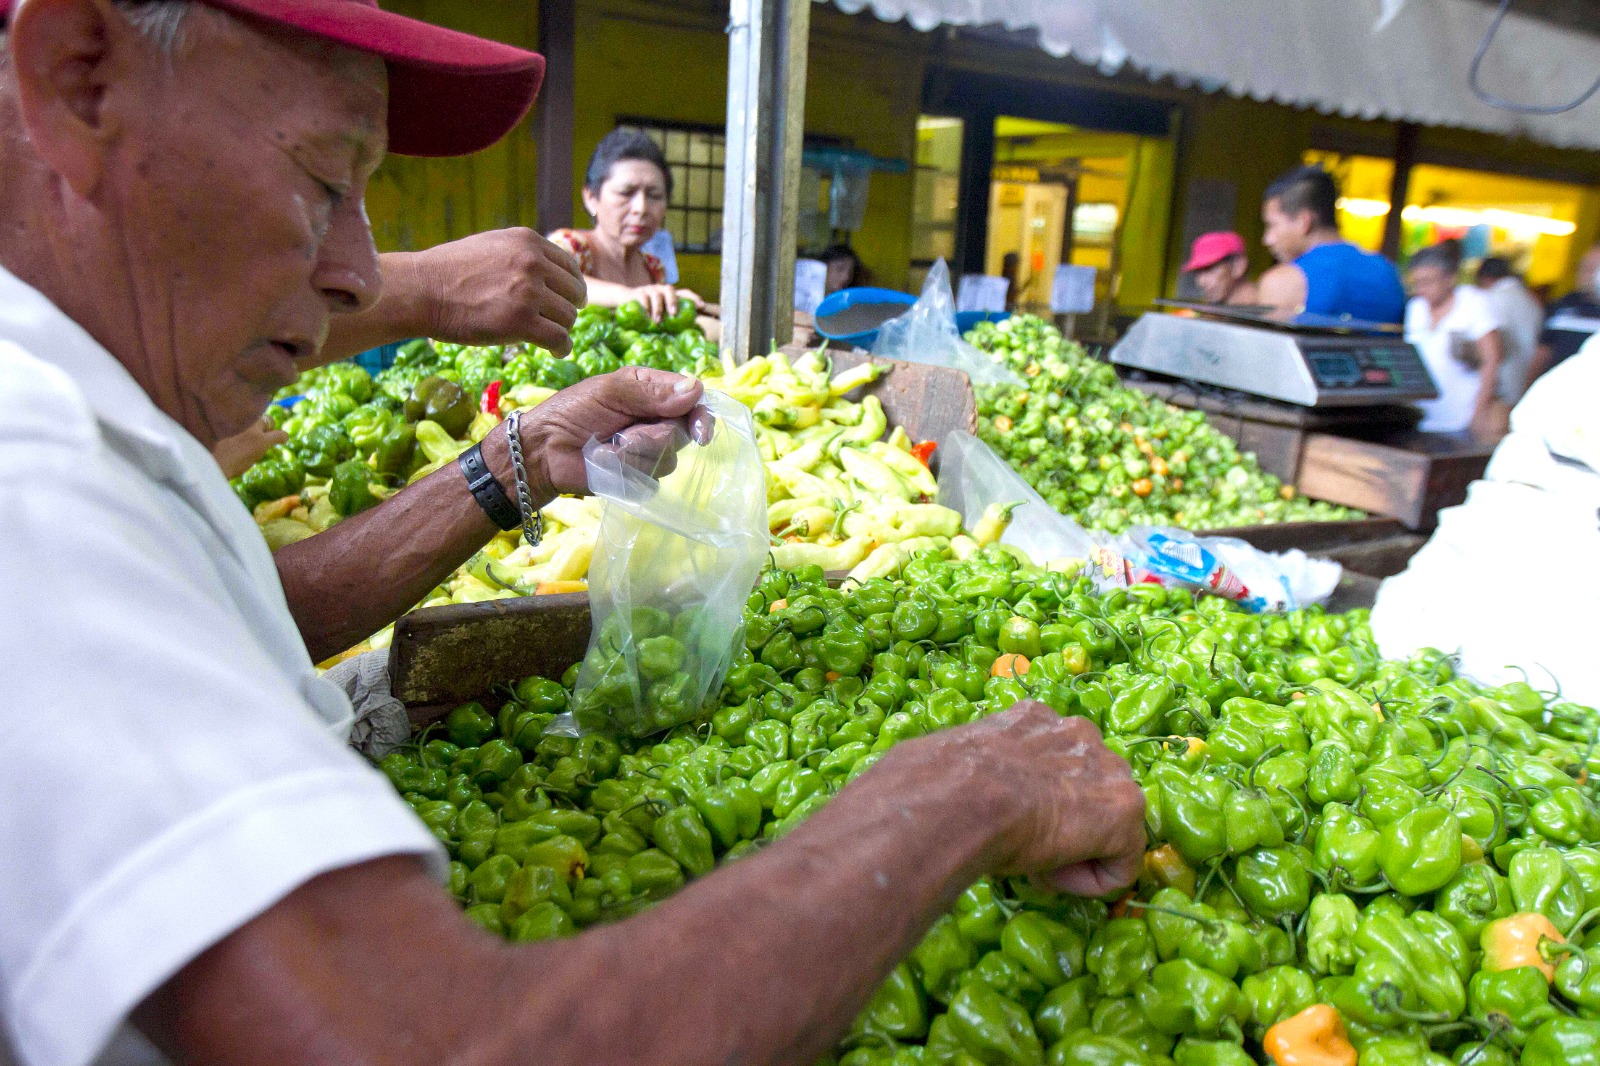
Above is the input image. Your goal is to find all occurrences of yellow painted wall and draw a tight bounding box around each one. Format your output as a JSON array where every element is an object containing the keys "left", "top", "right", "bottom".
[{"left": 366, "top": 0, "right": 541, "bottom": 252}]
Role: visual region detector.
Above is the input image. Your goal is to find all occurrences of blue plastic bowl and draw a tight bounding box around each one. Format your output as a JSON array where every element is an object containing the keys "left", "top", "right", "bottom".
[
  {"left": 813, "top": 287, "right": 916, "bottom": 349},
  {"left": 814, "top": 287, "right": 1012, "bottom": 349}
]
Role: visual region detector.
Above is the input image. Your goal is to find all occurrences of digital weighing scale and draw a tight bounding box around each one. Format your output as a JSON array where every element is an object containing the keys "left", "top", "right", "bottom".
[{"left": 1110, "top": 303, "right": 1437, "bottom": 408}]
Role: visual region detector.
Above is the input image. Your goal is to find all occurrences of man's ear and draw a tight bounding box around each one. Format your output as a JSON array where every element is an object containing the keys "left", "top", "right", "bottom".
[{"left": 9, "top": 0, "right": 132, "bottom": 198}]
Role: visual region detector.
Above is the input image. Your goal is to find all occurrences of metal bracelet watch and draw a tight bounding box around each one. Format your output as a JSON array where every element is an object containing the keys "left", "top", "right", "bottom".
[{"left": 504, "top": 410, "right": 544, "bottom": 547}]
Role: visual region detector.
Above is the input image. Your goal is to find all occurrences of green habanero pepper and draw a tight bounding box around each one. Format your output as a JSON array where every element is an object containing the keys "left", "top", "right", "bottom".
[
  {"left": 1240, "top": 965, "right": 1316, "bottom": 1030},
  {"left": 1510, "top": 847, "right": 1586, "bottom": 935},
  {"left": 1435, "top": 864, "right": 1514, "bottom": 946},
  {"left": 1305, "top": 893, "right": 1361, "bottom": 976},
  {"left": 1155, "top": 767, "right": 1231, "bottom": 866},
  {"left": 1468, "top": 965, "right": 1557, "bottom": 1045},
  {"left": 1135, "top": 958, "right": 1248, "bottom": 1038},
  {"left": 691, "top": 780, "right": 762, "bottom": 851},
  {"left": 1045, "top": 1033, "right": 1154, "bottom": 1066},
  {"left": 1090, "top": 996, "right": 1173, "bottom": 1059},
  {"left": 1001, "top": 911, "right": 1088, "bottom": 987},
  {"left": 1522, "top": 1018, "right": 1600, "bottom": 1066},
  {"left": 1234, "top": 846, "right": 1311, "bottom": 922},
  {"left": 1034, "top": 976, "right": 1096, "bottom": 1046},
  {"left": 1087, "top": 918, "right": 1157, "bottom": 998},
  {"left": 912, "top": 914, "right": 979, "bottom": 1004},
  {"left": 650, "top": 806, "right": 715, "bottom": 878},
  {"left": 1312, "top": 803, "right": 1382, "bottom": 888},
  {"left": 955, "top": 878, "right": 1012, "bottom": 947},
  {"left": 947, "top": 983, "right": 1045, "bottom": 1066},
  {"left": 1379, "top": 806, "right": 1464, "bottom": 896},
  {"left": 1176, "top": 918, "right": 1262, "bottom": 981},
  {"left": 1172, "top": 1038, "right": 1253, "bottom": 1066},
  {"left": 850, "top": 962, "right": 929, "bottom": 1042}
]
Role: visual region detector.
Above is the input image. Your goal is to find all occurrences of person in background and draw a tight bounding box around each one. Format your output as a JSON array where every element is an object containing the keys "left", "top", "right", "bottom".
[
  {"left": 548, "top": 127, "right": 706, "bottom": 322},
  {"left": 1404, "top": 242, "right": 1507, "bottom": 437},
  {"left": 1475, "top": 256, "right": 1543, "bottom": 408},
  {"left": 1182, "top": 231, "right": 1259, "bottom": 306},
  {"left": 1258, "top": 165, "right": 1408, "bottom": 325},
  {"left": 819, "top": 243, "right": 867, "bottom": 294},
  {"left": 1528, "top": 242, "right": 1600, "bottom": 384}
]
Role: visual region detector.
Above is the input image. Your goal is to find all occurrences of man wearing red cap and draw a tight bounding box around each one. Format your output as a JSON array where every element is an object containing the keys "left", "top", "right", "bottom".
[
  {"left": 0, "top": 3, "right": 1146, "bottom": 1066},
  {"left": 1182, "top": 231, "right": 1259, "bottom": 307}
]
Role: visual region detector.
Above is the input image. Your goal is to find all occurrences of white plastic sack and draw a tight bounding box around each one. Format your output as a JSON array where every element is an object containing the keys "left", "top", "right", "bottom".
[
  {"left": 872, "top": 260, "right": 1023, "bottom": 387},
  {"left": 1373, "top": 334, "right": 1600, "bottom": 705},
  {"left": 938, "top": 430, "right": 1341, "bottom": 611},
  {"left": 560, "top": 391, "right": 769, "bottom": 736}
]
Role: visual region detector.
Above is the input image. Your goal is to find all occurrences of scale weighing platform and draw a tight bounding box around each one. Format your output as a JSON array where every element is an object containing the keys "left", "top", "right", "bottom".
[{"left": 1110, "top": 303, "right": 1437, "bottom": 409}]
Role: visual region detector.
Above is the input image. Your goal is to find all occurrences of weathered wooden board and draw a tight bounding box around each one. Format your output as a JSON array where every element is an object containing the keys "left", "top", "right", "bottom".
[
  {"left": 390, "top": 592, "right": 591, "bottom": 722},
  {"left": 1296, "top": 432, "right": 1493, "bottom": 531}
]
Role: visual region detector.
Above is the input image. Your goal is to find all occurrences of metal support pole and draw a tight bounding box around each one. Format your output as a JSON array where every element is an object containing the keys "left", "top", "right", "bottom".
[
  {"left": 720, "top": 0, "right": 810, "bottom": 360},
  {"left": 1380, "top": 122, "right": 1419, "bottom": 261},
  {"left": 534, "top": 0, "right": 577, "bottom": 232}
]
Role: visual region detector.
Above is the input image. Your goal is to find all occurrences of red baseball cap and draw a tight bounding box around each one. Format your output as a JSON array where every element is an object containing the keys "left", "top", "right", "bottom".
[
  {"left": 0, "top": 0, "right": 543, "bottom": 157},
  {"left": 1182, "top": 231, "right": 1248, "bottom": 273}
]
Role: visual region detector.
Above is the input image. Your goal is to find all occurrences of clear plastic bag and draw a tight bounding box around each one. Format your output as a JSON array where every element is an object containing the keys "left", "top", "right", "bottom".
[
  {"left": 872, "top": 260, "right": 1024, "bottom": 387},
  {"left": 938, "top": 430, "right": 1340, "bottom": 612},
  {"left": 557, "top": 391, "right": 768, "bottom": 737},
  {"left": 936, "top": 430, "right": 1096, "bottom": 563}
]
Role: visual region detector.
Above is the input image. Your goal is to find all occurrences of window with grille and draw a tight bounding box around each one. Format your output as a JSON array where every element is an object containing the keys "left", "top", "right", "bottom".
[{"left": 619, "top": 119, "right": 725, "bottom": 254}]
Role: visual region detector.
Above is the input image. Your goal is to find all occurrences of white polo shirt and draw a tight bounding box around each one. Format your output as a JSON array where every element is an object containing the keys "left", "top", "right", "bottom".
[{"left": 0, "top": 265, "right": 442, "bottom": 1066}]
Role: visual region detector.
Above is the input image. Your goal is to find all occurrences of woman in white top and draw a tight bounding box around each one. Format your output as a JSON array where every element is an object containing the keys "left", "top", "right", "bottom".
[{"left": 1404, "top": 243, "right": 1506, "bottom": 437}]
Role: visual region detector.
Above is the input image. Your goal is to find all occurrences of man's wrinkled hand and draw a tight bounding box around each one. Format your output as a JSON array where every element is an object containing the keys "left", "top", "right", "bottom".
[
  {"left": 418, "top": 228, "right": 587, "bottom": 356},
  {"left": 898, "top": 701, "right": 1146, "bottom": 897},
  {"left": 513, "top": 368, "right": 712, "bottom": 499}
]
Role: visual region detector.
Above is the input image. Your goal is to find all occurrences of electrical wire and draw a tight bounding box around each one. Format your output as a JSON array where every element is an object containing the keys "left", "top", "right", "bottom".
[{"left": 1468, "top": 0, "right": 1600, "bottom": 115}]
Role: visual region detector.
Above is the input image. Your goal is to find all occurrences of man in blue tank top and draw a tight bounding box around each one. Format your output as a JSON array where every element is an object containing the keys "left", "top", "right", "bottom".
[{"left": 1258, "top": 165, "right": 1408, "bottom": 325}]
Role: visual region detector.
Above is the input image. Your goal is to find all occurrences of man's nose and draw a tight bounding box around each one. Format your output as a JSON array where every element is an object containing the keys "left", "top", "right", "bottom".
[{"left": 312, "top": 202, "right": 382, "bottom": 315}]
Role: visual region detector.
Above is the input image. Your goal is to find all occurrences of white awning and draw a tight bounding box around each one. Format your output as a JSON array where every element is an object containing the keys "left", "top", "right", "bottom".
[{"left": 826, "top": 0, "right": 1600, "bottom": 152}]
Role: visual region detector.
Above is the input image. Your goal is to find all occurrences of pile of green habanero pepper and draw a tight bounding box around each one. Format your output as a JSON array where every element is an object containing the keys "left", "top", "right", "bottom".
[
  {"left": 233, "top": 300, "right": 717, "bottom": 528},
  {"left": 966, "top": 315, "right": 1362, "bottom": 534},
  {"left": 377, "top": 550, "right": 1600, "bottom": 1066}
]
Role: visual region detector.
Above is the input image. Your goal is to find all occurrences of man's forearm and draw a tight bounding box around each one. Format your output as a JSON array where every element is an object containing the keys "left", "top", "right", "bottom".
[
  {"left": 312, "top": 252, "right": 436, "bottom": 367},
  {"left": 275, "top": 423, "right": 543, "bottom": 662},
  {"left": 480, "top": 741, "right": 1005, "bottom": 1066}
]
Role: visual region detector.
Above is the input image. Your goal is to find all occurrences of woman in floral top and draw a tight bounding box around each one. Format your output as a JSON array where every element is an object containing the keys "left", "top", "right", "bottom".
[{"left": 549, "top": 127, "right": 706, "bottom": 323}]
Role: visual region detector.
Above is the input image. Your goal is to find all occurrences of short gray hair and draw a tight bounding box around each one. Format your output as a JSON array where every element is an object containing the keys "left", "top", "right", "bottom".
[
  {"left": 1, "top": 0, "right": 194, "bottom": 55},
  {"left": 118, "top": 0, "right": 193, "bottom": 54}
]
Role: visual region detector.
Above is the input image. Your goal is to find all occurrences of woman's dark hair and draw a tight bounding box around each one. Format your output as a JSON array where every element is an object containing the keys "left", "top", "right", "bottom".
[
  {"left": 1408, "top": 242, "right": 1461, "bottom": 276},
  {"left": 585, "top": 127, "right": 672, "bottom": 198}
]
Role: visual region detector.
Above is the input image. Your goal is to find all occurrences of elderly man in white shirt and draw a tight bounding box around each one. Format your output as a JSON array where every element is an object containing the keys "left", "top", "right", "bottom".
[{"left": 0, "top": 1, "right": 1147, "bottom": 1065}]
